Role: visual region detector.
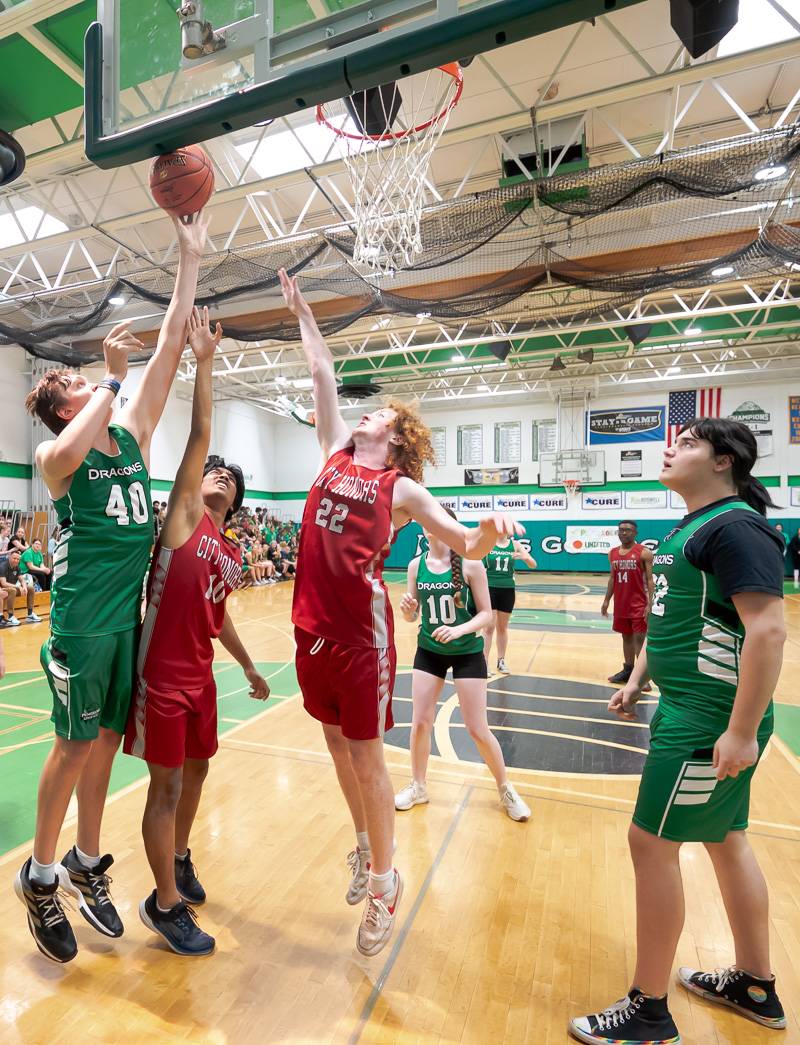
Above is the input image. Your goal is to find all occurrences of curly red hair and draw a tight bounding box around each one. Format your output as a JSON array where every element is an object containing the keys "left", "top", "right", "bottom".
[{"left": 385, "top": 398, "right": 436, "bottom": 484}]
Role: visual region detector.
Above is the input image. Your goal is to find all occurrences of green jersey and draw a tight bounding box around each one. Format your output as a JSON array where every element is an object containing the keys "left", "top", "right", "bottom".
[
  {"left": 50, "top": 424, "right": 152, "bottom": 637},
  {"left": 647, "top": 499, "right": 772, "bottom": 733},
  {"left": 484, "top": 542, "right": 516, "bottom": 589},
  {"left": 415, "top": 554, "right": 484, "bottom": 655}
]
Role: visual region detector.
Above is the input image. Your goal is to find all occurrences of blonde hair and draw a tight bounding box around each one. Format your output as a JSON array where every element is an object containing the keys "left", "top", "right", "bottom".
[
  {"left": 385, "top": 398, "right": 436, "bottom": 484},
  {"left": 25, "top": 369, "right": 72, "bottom": 435}
]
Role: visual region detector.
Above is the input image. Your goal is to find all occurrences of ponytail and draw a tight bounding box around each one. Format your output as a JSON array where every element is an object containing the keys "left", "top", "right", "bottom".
[
  {"left": 679, "top": 417, "right": 779, "bottom": 516},
  {"left": 442, "top": 505, "right": 465, "bottom": 608}
]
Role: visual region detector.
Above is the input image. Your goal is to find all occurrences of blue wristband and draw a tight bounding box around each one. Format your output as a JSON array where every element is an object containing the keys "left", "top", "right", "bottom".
[{"left": 97, "top": 379, "right": 121, "bottom": 396}]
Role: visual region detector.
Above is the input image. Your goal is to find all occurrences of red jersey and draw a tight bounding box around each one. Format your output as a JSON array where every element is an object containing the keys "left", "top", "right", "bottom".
[
  {"left": 609, "top": 542, "right": 648, "bottom": 616},
  {"left": 137, "top": 511, "right": 243, "bottom": 688},
  {"left": 292, "top": 447, "right": 401, "bottom": 648}
]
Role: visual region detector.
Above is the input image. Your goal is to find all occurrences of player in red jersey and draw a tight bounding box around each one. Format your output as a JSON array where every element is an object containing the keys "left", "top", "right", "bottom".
[
  {"left": 279, "top": 269, "right": 522, "bottom": 958},
  {"left": 601, "top": 520, "right": 655, "bottom": 684},
  {"left": 123, "top": 307, "right": 269, "bottom": 956}
]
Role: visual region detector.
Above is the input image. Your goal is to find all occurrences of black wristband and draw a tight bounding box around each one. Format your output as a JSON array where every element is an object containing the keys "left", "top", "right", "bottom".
[{"left": 97, "top": 378, "right": 121, "bottom": 396}]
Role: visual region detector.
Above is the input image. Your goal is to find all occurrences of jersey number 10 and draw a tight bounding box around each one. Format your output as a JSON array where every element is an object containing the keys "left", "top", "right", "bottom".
[
  {"left": 426, "top": 594, "right": 457, "bottom": 625},
  {"left": 105, "top": 481, "right": 149, "bottom": 526}
]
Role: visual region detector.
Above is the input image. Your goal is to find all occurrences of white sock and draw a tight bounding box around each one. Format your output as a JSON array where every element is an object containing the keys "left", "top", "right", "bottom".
[
  {"left": 156, "top": 900, "right": 175, "bottom": 913},
  {"left": 368, "top": 868, "right": 395, "bottom": 896},
  {"left": 356, "top": 831, "right": 370, "bottom": 853},
  {"left": 175, "top": 850, "right": 188, "bottom": 861},
  {"left": 30, "top": 856, "right": 56, "bottom": 886},
  {"left": 75, "top": 844, "right": 101, "bottom": 869}
]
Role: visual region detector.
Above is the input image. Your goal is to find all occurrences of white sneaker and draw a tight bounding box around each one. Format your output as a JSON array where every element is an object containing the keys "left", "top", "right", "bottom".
[
  {"left": 497, "top": 658, "right": 510, "bottom": 673},
  {"left": 394, "top": 781, "right": 429, "bottom": 811},
  {"left": 28, "top": 613, "right": 42, "bottom": 623},
  {"left": 345, "top": 847, "right": 370, "bottom": 906},
  {"left": 500, "top": 784, "right": 531, "bottom": 822},
  {"left": 356, "top": 870, "right": 403, "bottom": 957},
  {"left": 7, "top": 616, "right": 20, "bottom": 627}
]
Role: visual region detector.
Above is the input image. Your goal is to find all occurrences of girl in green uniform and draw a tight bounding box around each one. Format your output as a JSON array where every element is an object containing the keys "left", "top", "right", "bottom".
[
  {"left": 483, "top": 536, "right": 537, "bottom": 674},
  {"left": 395, "top": 509, "right": 530, "bottom": 822}
]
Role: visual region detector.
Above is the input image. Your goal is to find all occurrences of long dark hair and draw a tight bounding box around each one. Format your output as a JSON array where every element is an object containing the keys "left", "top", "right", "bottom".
[
  {"left": 679, "top": 417, "right": 777, "bottom": 516},
  {"left": 442, "top": 506, "right": 465, "bottom": 608}
]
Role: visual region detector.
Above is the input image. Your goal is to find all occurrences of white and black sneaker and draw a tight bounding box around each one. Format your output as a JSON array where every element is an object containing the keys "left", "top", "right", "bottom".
[
  {"left": 497, "top": 658, "right": 510, "bottom": 674},
  {"left": 569, "top": 988, "right": 681, "bottom": 1043},
  {"left": 14, "top": 858, "right": 78, "bottom": 963},
  {"left": 61, "top": 847, "right": 123, "bottom": 937},
  {"left": 678, "top": 966, "right": 786, "bottom": 1029},
  {"left": 175, "top": 850, "right": 206, "bottom": 905},
  {"left": 139, "top": 891, "right": 215, "bottom": 956},
  {"left": 345, "top": 847, "right": 370, "bottom": 906}
]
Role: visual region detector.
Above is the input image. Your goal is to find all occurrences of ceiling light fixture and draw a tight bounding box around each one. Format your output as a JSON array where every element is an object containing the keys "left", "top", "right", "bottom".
[
  {"left": 451, "top": 351, "right": 465, "bottom": 362},
  {"left": 711, "top": 265, "right": 734, "bottom": 277},
  {"left": 108, "top": 295, "right": 126, "bottom": 306},
  {"left": 684, "top": 325, "right": 702, "bottom": 335},
  {"left": 754, "top": 164, "right": 787, "bottom": 181}
]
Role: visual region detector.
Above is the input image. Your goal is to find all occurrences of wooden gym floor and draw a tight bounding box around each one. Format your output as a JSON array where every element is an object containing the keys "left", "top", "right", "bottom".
[{"left": 1, "top": 572, "right": 798, "bottom": 1044}]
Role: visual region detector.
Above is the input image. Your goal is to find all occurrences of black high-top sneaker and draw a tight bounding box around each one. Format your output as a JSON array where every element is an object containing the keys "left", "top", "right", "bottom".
[
  {"left": 61, "top": 847, "right": 123, "bottom": 937},
  {"left": 14, "top": 858, "right": 78, "bottom": 963},
  {"left": 569, "top": 988, "right": 681, "bottom": 1044},
  {"left": 678, "top": 966, "right": 786, "bottom": 1029},
  {"left": 139, "top": 891, "right": 215, "bottom": 956}
]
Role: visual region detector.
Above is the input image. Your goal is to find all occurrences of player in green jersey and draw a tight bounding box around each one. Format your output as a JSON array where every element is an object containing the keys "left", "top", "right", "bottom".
[
  {"left": 15, "top": 214, "right": 209, "bottom": 965},
  {"left": 483, "top": 536, "right": 537, "bottom": 673},
  {"left": 571, "top": 418, "right": 786, "bottom": 1045},
  {"left": 395, "top": 510, "right": 530, "bottom": 821}
]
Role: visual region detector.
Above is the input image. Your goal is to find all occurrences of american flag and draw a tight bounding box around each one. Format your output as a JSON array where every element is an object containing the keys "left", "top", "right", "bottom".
[{"left": 667, "top": 388, "right": 722, "bottom": 446}]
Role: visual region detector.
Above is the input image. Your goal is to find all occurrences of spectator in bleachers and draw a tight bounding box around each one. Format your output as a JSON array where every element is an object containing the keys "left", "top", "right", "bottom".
[
  {"left": 48, "top": 525, "right": 60, "bottom": 560},
  {"left": 10, "top": 527, "right": 29, "bottom": 555},
  {"left": 20, "top": 538, "right": 52, "bottom": 592},
  {"left": 0, "top": 522, "right": 10, "bottom": 554},
  {"left": 0, "top": 549, "right": 41, "bottom": 626}
]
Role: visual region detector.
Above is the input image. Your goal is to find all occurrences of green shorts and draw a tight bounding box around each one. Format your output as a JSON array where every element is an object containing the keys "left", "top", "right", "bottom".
[
  {"left": 41, "top": 629, "right": 138, "bottom": 741},
  {"left": 633, "top": 707, "right": 772, "bottom": 843}
]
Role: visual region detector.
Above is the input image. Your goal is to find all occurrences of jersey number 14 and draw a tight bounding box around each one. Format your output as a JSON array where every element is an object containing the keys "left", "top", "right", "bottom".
[{"left": 104, "top": 481, "right": 149, "bottom": 526}]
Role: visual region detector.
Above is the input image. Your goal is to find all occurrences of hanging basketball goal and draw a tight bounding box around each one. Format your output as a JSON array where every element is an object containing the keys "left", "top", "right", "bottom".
[
  {"left": 563, "top": 479, "right": 581, "bottom": 501},
  {"left": 317, "top": 63, "right": 464, "bottom": 274}
]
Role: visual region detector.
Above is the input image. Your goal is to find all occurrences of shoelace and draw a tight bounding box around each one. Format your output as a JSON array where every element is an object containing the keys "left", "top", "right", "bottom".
[
  {"left": 174, "top": 903, "right": 201, "bottom": 932},
  {"left": 596, "top": 994, "right": 643, "bottom": 1030},
  {"left": 37, "top": 887, "right": 74, "bottom": 929},
  {"left": 700, "top": 966, "right": 740, "bottom": 993},
  {"left": 87, "top": 871, "right": 114, "bottom": 907},
  {"left": 364, "top": 892, "right": 391, "bottom": 929}
]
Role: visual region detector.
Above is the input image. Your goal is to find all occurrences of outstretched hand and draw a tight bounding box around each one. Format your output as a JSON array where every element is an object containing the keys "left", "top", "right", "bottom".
[
  {"left": 278, "top": 267, "right": 311, "bottom": 318},
  {"left": 102, "top": 320, "right": 143, "bottom": 382},
  {"left": 173, "top": 209, "right": 210, "bottom": 258},
  {"left": 187, "top": 305, "right": 222, "bottom": 362}
]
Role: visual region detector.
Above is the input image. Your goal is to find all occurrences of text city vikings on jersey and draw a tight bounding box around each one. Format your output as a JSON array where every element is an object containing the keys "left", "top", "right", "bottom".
[
  {"left": 197, "top": 534, "right": 242, "bottom": 588},
  {"left": 313, "top": 463, "right": 382, "bottom": 505}
]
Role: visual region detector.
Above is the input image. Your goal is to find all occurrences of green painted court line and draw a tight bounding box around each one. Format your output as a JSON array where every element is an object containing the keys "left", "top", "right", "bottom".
[
  {"left": 0, "top": 660, "right": 297, "bottom": 858},
  {"left": 775, "top": 703, "right": 800, "bottom": 758}
]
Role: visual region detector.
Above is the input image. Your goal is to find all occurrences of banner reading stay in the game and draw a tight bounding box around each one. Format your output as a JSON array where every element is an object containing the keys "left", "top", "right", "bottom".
[
  {"left": 587, "top": 407, "right": 665, "bottom": 444},
  {"left": 464, "top": 466, "right": 519, "bottom": 485}
]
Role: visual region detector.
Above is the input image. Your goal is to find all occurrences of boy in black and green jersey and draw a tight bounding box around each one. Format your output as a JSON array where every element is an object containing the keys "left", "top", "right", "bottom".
[
  {"left": 15, "top": 214, "right": 210, "bottom": 965},
  {"left": 571, "top": 418, "right": 786, "bottom": 1045},
  {"left": 394, "top": 514, "right": 530, "bottom": 822}
]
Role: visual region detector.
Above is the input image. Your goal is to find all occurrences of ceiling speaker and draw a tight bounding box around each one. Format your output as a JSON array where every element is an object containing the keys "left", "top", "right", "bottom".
[
  {"left": 487, "top": 339, "right": 512, "bottom": 361},
  {"left": 669, "top": 0, "right": 739, "bottom": 59},
  {"left": 624, "top": 323, "right": 653, "bottom": 346},
  {"left": 548, "top": 355, "right": 567, "bottom": 372}
]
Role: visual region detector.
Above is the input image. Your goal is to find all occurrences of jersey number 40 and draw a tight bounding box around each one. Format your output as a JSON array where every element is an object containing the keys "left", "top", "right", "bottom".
[{"left": 104, "top": 481, "right": 149, "bottom": 526}]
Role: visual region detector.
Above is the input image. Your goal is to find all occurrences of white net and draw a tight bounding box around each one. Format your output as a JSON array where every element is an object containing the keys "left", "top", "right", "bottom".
[{"left": 317, "top": 65, "right": 463, "bottom": 274}]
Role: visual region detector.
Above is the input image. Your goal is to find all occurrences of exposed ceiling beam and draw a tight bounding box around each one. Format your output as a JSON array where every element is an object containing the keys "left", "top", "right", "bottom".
[
  {"left": 0, "top": 0, "right": 84, "bottom": 42},
  {"left": 18, "top": 25, "right": 83, "bottom": 86}
]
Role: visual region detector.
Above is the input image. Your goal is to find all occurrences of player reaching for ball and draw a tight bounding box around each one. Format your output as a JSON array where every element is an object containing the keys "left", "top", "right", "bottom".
[
  {"left": 16, "top": 213, "right": 209, "bottom": 964},
  {"left": 279, "top": 268, "right": 523, "bottom": 958},
  {"left": 394, "top": 509, "right": 531, "bottom": 821}
]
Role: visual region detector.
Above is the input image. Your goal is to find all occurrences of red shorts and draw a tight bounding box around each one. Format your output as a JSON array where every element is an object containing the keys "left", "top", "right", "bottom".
[
  {"left": 123, "top": 676, "right": 218, "bottom": 768},
  {"left": 294, "top": 626, "right": 395, "bottom": 741},
  {"left": 613, "top": 615, "right": 648, "bottom": 635}
]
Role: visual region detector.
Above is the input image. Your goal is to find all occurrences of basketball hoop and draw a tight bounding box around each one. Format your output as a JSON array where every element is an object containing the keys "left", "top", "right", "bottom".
[
  {"left": 564, "top": 479, "right": 581, "bottom": 499},
  {"left": 317, "top": 64, "right": 463, "bottom": 273}
]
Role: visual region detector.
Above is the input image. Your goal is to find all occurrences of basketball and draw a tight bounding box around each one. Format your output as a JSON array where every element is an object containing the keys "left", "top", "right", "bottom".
[{"left": 149, "top": 145, "right": 214, "bottom": 217}]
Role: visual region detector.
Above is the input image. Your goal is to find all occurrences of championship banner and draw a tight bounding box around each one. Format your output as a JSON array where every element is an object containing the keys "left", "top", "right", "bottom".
[
  {"left": 464, "top": 466, "right": 519, "bottom": 485},
  {"left": 581, "top": 491, "right": 623, "bottom": 510},
  {"left": 729, "top": 400, "right": 773, "bottom": 457},
  {"left": 624, "top": 490, "right": 668, "bottom": 509},
  {"left": 493, "top": 494, "right": 529, "bottom": 511},
  {"left": 458, "top": 494, "right": 493, "bottom": 512},
  {"left": 587, "top": 407, "right": 665, "bottom": 444},
  {"left": 564, "top": 525, "right": 621, "bottom": 554},
  {"left": 789, "top": 396, "right": 800, "bottom": 445}
]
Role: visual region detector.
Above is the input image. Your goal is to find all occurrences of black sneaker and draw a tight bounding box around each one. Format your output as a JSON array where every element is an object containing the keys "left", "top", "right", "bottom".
[
  {"left": 608, "top": 667, "right": 632, "bottom": 684},
  {"left": 139, "top": 890, "right": 215, "bottom": 956},
  {"left": 61, "top": 847, "right": 124, "bottom": 938},
  {"left": 175, "top": 849, "right": 206, "bottom": 905},
  {"left": 678, "top": 966, "right": 786, "bottom": 1029},
  {"left": 14, "top": 858, "right": 78, "bottom": 963},
  {"left": 569, "top": 989, "right": 681, "bottom": 1043}
]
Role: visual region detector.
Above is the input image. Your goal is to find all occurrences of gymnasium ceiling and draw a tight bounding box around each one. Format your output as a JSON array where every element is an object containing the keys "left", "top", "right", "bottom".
[{"left": 1, "top": 0, "right": 800, "bottom": 415}]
